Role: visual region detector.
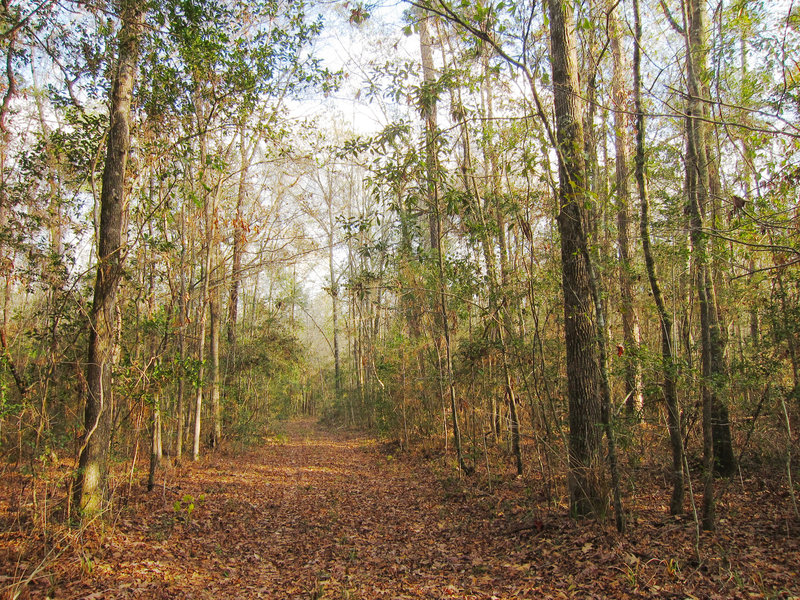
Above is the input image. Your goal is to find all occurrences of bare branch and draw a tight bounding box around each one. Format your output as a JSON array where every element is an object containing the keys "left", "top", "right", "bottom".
[{"left": 659, "top": 0, "right": 685, "bottom": 35}]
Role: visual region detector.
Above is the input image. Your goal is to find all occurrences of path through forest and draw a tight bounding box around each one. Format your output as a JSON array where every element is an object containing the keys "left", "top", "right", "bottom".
[
  {"left": 22, "top": 419, "right": 800, "bottom": 599},
  {"left": 54, "top": 419, "right": 568, "bottom": 599}
]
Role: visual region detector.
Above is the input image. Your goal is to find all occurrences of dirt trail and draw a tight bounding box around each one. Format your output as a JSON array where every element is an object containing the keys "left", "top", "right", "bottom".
[
  {"left": 30, "top": 419, "right": 800, "bottom": 599},
  {"left": 57, "top": 420, "right": 536, "bottom": 599}
]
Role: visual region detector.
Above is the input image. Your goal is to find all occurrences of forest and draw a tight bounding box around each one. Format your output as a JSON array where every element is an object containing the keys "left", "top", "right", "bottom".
[{"left": 1, "top": 0, "right": 799, "bottom": 597}]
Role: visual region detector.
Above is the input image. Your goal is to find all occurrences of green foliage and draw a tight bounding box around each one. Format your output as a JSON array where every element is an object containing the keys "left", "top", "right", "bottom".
[
  {"left": 0, "top": 378, "right": 22, "bottom": 420},
  {"left": 142, "top": 0, "right": 339, "bottom": 121},
  {"left": 173, "top": 493, "right": 206, "bottom": 521}
]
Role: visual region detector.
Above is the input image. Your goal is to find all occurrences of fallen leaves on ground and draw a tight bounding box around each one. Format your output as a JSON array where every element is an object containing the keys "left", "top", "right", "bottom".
[{"left": 3, "top": 419, "right": 799, "bottom": 599}]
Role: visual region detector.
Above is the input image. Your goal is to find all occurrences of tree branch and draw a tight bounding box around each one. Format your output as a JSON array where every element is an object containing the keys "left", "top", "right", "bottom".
[{"left": 659, "top": 0, "right": 685, "bottom": 35}]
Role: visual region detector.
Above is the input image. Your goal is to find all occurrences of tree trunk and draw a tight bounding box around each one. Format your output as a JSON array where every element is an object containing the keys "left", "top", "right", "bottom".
[
  {"left": 227, "top": 127, "right": 248, "bottom": 347},
  {"left": 192, "top": 185, "right": 215, "bottom": 461},
  {"left": 329, "top": 197, "right": 341, "bottom": 404},
  {"left": 448, "top": 45, "right": 522, "bottom": 475},
  {"left": 176, "top": 226, "right": 187, "bottom": 460},
  {"left": 419, "top": 11, "right": 439, "bottom": 253},
  {"left": 547, "top": 0, "right": 605, "bottom": 518},
  {"left": 683, "top": 0, "right": 725, "bottom": 529},
  {"left": 147, "top": 389, "right": 161, "bottom": 492},
  {"left": 74, "top": 0, "right": 144, "bottom": 517},
  {"left": 610, "top": 5, "right": 643, "bottom": 416},
  {"left": 694, "top": 12, "right": 735, "bottom": 478},
  {"left": 634, "top": 0, "right": 684, "bottom": 515},
  {"left": 209, "top": 291, "right": 222, "bottom": 449},
  {"left": 192, "top": 283, "right": 208, "bottom": 462},
  {"left": 419, "top": 9, "right": 465, "bottom": 472}
]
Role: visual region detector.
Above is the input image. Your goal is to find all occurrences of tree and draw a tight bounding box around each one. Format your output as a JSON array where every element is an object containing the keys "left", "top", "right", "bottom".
[
  {"left": 610, "top": 0, "right": 643, "bottom": 416},
  {"left": 547, "top": 0, "right": 605, "bottom": 517},
  {"left": 681, "top": 0, "right": 731, "bottom": 530},
  {"left": 418, "top": 8, "right": 466, "bottom": 472},
  {"left": 74, "top": 0, "right": 144, "bottom": 516},
  {"left": 633, "top": 0, "right": 685, "bottom": 515}
]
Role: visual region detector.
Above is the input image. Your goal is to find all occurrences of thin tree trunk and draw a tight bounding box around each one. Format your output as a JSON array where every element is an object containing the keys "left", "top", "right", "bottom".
[
  {"left": 448, "top": 46, "right": 522, "bottom": 474},
  {"left": 683, "top": 0, "right": 718, "bottom": 530},
  {"left": 329, "top": 198, "right": 341, "bottom": 404},
  {"left": 147, "top": 390, "right": 161, "bottom": 492},
  {"left": 32, "top": 59, "right": 64, "bottom": 448},
  {"left": 610, "top": 5, "right": 643, "bottom": 415},
  {"left": 175, "top": 195, "right": 188, "bottom": 460},
  {"left": 582, "top": 237, "right": 626, "bottom": 531},
  {"left": 419, "top": 10, "right": 439, "bottom": 253},
  {"left": 209, "top": 291, "right": 222, "bottom": 449},
  {"left": 419, "top": 9, "right": 465, "bottom": 472},
  {"left": 192, "top": 185, "right": 216, "bottom": 462},
  {"left": 634, "top": 0, "right": 684, "bottom": 515},
  {"left": 192, "top": 272, "right": 209, "bottom": 462},
  {"left": 227, "top": 126, "right": 248, "bottom": 347},
  {"left": 489, "top": 94, "right": 523, "bottom": 476},
  {"left": 775, "top": 272, "right": 800, "bottom": 395}
]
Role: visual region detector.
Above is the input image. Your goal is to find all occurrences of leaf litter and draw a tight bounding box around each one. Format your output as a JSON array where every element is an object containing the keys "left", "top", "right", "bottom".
[{"left": 4, "top": 418, "right": 799, "bottom": 599}]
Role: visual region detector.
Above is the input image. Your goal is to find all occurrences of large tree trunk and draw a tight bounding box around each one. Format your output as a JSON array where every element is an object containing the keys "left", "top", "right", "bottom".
[
  {"left": 547, "top": 0, "right": 605, "bottom": 518},
  {"left": 74, "top": 0, "right": 144, "bottom": 516}
]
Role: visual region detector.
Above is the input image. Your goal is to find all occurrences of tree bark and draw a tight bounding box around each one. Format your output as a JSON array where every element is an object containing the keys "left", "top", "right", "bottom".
[
  {"left": 610, "top": 5, "right": 643, "bottom": 416},
  {"left": 419, "top": 11, "right": 439, "bottom": 253},
  {"left": 147, "top": 390, "right": 161, "bottom": 492},
  {"left": 227, "top": 126, "right": 248, "bottom": 347},
  {"left": 547, "top": 0, "right": 605, "bottom": 518},
  {"left": 74, "top": 0, "right": 144, "bottom": 517},
  {"left": 328, "top": 192, "right": 342, "bottom": 405},
  {"left": 191, "top": 134, "right": 218, "bottom": 461},
  {"left": 691, "top": 2, "right": 735, "bottom": 478},
  {"left": 209, "top": 291, "right": 222, "bottom": 449},
  {"left": 176, "top": 205, "right": 187, "bottom": 460},
  {"left": 683, "top": 0, "right": 722, "bottom": 529}
]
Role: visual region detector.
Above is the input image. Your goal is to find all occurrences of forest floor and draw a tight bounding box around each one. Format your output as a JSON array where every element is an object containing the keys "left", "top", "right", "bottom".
[{"left": 3, "top": 418, "right": 800, "bottom": 599}]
